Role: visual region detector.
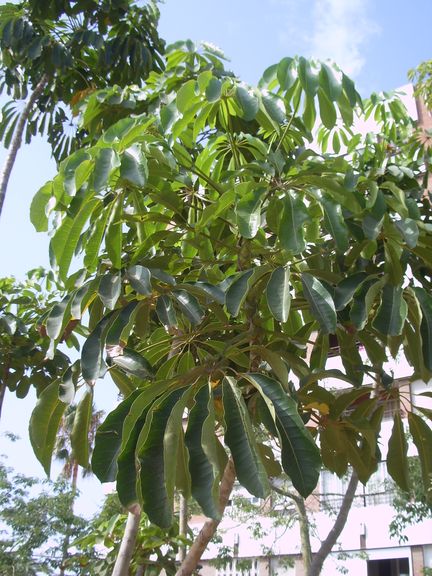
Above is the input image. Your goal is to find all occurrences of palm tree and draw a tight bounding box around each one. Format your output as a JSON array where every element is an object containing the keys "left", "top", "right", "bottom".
[{"left": 54, "top": 402, "right": 104, "bottom": 575}]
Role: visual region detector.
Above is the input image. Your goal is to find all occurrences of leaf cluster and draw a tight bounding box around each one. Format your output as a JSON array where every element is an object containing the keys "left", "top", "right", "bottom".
[{"left": 25, "top": 43, "right": 432, "bottom": 527}]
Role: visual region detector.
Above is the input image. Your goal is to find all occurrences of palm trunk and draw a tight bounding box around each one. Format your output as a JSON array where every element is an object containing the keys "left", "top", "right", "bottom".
[
  {"left": 308, "top": 469, "right": 359, "bottom": 576},
  {"left": 175, "top": 458, "right": 236, "bottom": 576},
  {"left": 0, "top": 74, "right": 49, "bottom": 220},
  {"left": 112, "top": 508, "right": 142, "bottom": 576}
]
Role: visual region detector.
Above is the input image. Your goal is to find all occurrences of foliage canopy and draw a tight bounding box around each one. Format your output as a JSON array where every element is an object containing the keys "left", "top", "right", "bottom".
[{"left": 18, "top": 40, "right": 432, "bottom": 527}]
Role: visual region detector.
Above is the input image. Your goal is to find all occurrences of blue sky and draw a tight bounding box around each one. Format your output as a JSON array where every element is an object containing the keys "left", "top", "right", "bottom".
[{"left": 0, "top": 0, "right": 430, "bottom": 513}]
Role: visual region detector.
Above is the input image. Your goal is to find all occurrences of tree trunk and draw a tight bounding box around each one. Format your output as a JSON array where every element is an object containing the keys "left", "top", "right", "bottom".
[
  {"left": 0, "top": 74, "right": 49, "bottom": 221},
  {"left": 175, "top": 458, "right": 236, "bottom": 576},
  {"left": 294, "top": 495, "right": 312, "bottom": 573},
  {"left": 59, "top": 461, "right": 79, "bottom": 576},
  {"left": 270, "top": 483, "right": 312, "bottom": 573},
  {"left": 308, "top": 470, "right": 359, "bottom": 576},
  {"left": 177, "top": 493, "right": 189, "bottom": 562},
  {"left": 112, "top": 507, "right": 141, "bottom": 576}
]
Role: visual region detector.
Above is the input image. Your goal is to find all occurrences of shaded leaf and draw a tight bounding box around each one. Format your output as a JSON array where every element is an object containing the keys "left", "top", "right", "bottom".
[
  {"left": 244, "top": 373, "right": 321, "bottom": 497},
  {"left": 266, "top": 266, "right": 291, "bottom": 323},
  {"left": 301, "top": 273, "right": 337, "bottom": 334},
  {"left": 223, "top": 377, "right": 269, "bottom": 498}
]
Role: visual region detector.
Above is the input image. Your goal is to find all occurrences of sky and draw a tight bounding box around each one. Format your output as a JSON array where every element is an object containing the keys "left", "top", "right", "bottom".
[{"left": 0, "top": 0, "right": 430, "bottom": 515}]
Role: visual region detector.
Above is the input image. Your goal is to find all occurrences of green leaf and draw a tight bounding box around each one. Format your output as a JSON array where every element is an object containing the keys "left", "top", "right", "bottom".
[
  {"left": 110, "top": 368, "right": 137, "bottom": 397},
  {"left": 105, "top": 300, "right": 139, "bottom": 348},
  {"left": 235, "top": 86, "right": 259, "bottom": 121},
  {"left": 278, "top": 191, "right": 308, "bottom": 254},
  {"left": 105, "top": 198, "right": 122, "bottom": 269},
  {"left": 120, "top": 145, "right": 148, "bottom": 187},
  {"left": 414, "top": 287, "right": 432, "bottom": 371},
  {"left": 172, "top": 290, "right": 205, "bottom": 325},
  {"left": 266, "top": 266, "right": 291, "bottom": 323},
  {"left": 156, "top": 295, "right": 177, "bottom": 328},
  {"left": 99, "top": 273, "right": 121, "bottom": 310},
  {"left": 317, "top": 88, "right": 336, "bottom": 129},
  {"left": 206, "top": 78, "right": 222, "bottom": 102},
  {"left": 46, "top": 295, "right": 70, "bottom": 341},
  {"left": 93, "top": 148, "right": 120, "bottom": 192},
  {"left": 322, "top": 197, "right": 349, "bottom": 253},
  {"left": 51, "top": 197, "right": 99, "bottom": 281},
  {"left": 334, "top": 273, "right": 367, "bottom": 311},
  {"left": 81, "top": 313, "right": 115, "bottom": 385},
  {"left": 277, "top": 57, "right": 296, "bottom": 91},
  {"left": 372, "top": 285, "right": 407, "bottom": 336},
  {"left": 244, "top": 373, "right": 321, "bottom": 497},
  {"left": 29, "top": 381, "right": 66, "bottom": 475},
  {"left": 298, "top": 57, "right": 318, "bottom": 97},
  {"left": 225, "top": 270, "right": 254, "bottom": 317},
  {"left": 112, "top": 348, "right": 153, "bottom": 379},
  {"left": 30, "top": 181, "right": 53, "bottom": 232},
  {"left": 185, "top": 384, "right": 221, "bottom": 519},
  {"left": 71, "top": 387, "right": 94, "bottom": 468},
  {"left": 222, "top": 377, "right": 269, "bottom": 498},
  {"left": 395, "top": 219, "right": 419, "bottom": 248},
  {"left": 408, "top": 412, "right": 432, "bottom": 503},
  {"left": 336, "top": 327, "right": 364, "bottom": 386},
  {"left": 319, "top": 63, "right": 342, "bottom": 101},
  {"left": 301, "top": 273, "right": 337, "bottom": 334},
  {"left": 235, "top": 184, "right": 265, "bottom": 239},
  {"left": 196, "top": 189, "right": 235, "bottom": 229},
  {"left": 92, "top": 389, "right": 142, "bottom": 482},
  {"left": 116, "top": 382, "right": 169, "bottom": 507},
  {"left": 176, "top": 80, "right": 198, "bottom": 114},
  {"left": 136, "top": 388, "right": 185, "bottom": 527},
  {"left": 387, "top": 412, "right": 409, "bottom": 492},
  {"left": 126, "top": 265, "right": 152, "bottom": 296},
  {"left": 164, "top": 388, "right": 195, "bottom": 501}
]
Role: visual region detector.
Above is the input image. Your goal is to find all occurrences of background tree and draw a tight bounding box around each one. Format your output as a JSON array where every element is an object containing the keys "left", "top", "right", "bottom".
[
  {"left": 0, "top": 456, "right": 87, "bottom": 575},
  {"left": 0, "top": 0, "right": 165, "bottom": 218},
  {"left": 0, "top": 269, "right": 70, "bottom": 420},
  {"left": 67, "top": 492, "right": 186, "bottom": 576},
  {"left": 409, "top": 59, "right": 432, "bottom": 110},
  {"left": 23, "top": 40, "right": 432, "bottom": 576},
  {"left": 389, "top": 454, "right": 432, "bottom": 543}
]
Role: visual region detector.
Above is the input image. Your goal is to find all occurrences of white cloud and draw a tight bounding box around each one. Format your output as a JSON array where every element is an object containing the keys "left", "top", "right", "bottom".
[{"left": 308, "top": 0, "right": 379, "bottom": 77}]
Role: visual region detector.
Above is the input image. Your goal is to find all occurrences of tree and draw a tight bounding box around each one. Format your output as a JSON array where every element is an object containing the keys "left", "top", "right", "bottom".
[
  {"left": 212, "top": 471, "right": 359, "bottom": 576},
  {"left": 409, "top": 59, "right": 432, "bottom": 110},
  {"left": 389, "top": 454, "right": 432, "bottom": 543},
  {"left": 54, "top": 403, "right": 104, "bottom": 575},
  {"left": 66, "top": 492, "right": 186, "bottom": 576},
  {"left": 0, "top": 456, "right": 87, "bottom": 575},
  {"left": 24, "top": 40, "right": 432, "bottom": 575},
  {"left": 0, "top": 0, "right": 165, "bottom": 219},
  {"left": 0, "top": 269, "right": 71, "bottom": 420}
]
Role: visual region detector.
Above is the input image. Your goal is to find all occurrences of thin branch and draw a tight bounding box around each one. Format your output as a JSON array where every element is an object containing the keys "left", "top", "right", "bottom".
[
  {"left": 308, "top": 469, "right": 359, "bottom": 576},
  {"left": 175, "top": 458, "right": 236, "bottom": 576},
  {"left": 111, "top": 507, "right": 141, "bottom": 576}
]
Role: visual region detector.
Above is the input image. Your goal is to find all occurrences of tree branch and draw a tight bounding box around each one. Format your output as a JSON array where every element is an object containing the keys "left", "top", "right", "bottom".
[
  {"left": 308, "top": 469, "right": 359, "bottom": 576},
  {"left": 112, "top": 506, "right": 141, "bottom": 576},
  {"left": 269, "top": 481, "right": 312, "bottom": 572},
  {"left": 0, "top": 74, "right": 49, "bottom": 221},
  {"left": 175, "top": 458, "right": 236, "bottom": 576}
]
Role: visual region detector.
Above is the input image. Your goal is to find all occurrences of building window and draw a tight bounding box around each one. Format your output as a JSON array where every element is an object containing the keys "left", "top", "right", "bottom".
[
  {"left": 367, "top": 557, "right": 409, "bottom": 576},
  {"left": 217, "top": 559, "right": 259, "bottom": 576},
  {"left": 320, "top": 462, "right": 395, "bottom": 508}
]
